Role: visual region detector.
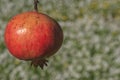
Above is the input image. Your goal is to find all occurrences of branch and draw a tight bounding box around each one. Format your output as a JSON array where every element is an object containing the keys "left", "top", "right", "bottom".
[{"left": 34, "top": 0, "right": 39, "bottom": 12}]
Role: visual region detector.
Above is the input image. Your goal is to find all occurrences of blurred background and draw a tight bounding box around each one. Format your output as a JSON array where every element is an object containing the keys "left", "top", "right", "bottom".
[{"left": 0, "top": 0, "right": 120, "bottom": 80}]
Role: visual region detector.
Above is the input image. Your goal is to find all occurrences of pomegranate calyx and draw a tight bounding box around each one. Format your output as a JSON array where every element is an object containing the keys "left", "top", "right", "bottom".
[{"left": 31, "top": 58, "right": 48, "bottom": 69}]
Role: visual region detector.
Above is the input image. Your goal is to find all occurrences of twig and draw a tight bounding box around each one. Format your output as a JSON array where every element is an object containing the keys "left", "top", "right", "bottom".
[{"left": 34, "top": 0, "right": 39, "bottom": 12}]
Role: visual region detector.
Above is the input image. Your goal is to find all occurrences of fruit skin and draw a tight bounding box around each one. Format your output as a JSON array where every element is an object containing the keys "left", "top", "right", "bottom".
[{"left": 4, "top": 11, "right": 63, "bottom": 62}]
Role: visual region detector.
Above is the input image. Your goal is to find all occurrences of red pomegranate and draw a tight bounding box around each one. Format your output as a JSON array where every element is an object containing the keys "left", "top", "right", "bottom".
[{"left": 4, "top": 11, "right": 63, "bottom": 68}]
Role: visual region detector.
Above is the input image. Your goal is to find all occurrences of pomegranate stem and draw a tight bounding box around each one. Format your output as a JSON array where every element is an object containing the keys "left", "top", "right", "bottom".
[{"left": 34, "top": 0, "right": 39, "bottom": 12}]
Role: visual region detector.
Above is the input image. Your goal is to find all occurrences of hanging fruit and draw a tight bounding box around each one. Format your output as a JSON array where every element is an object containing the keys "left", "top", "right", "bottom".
[{"left": 4, "top": 0, "right": 63, "bottom": 69}]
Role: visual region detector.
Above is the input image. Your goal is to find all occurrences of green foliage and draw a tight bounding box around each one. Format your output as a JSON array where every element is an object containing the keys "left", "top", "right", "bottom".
[{"left": 0, "top": 0, "right": 120, "bottom": 80}]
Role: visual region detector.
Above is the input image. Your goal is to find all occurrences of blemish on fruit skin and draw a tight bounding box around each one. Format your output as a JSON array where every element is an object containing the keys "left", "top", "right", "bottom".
[{"left": 16, "top": 28, "right": 27, "bottom": 34}]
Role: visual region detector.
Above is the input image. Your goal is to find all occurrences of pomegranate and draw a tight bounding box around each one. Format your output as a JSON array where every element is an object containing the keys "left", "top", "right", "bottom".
[{"left": 4, "top": 11, "right": 63, "bottom": 68}]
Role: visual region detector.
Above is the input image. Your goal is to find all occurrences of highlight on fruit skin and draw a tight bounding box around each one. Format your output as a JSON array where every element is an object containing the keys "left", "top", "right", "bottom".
[{"left": 4, "top": 11, "right": 63, "bottom": 69}]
